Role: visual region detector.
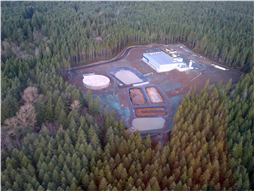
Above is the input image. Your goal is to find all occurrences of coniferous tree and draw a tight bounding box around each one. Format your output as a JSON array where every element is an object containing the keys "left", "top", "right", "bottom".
[
  {"left": 58, "top": 109, "right": 67, "bottom": 127},
  {"left": 44, "top": 98, "right": 54, "bottom": 122},
  {"left": 1, "top": 2, "right": 253, "bottom": 191}
]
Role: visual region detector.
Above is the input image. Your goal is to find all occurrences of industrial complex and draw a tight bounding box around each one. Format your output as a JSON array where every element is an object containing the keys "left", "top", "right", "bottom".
[
  {"left": 80, "top": 48, "right": 194, "bottom": 135},
  {"left": 142, "top": 51, "right": 192, "bottom": 72},
  {"left": 69, "top": 43, "right": 241, "bottom": 140}
]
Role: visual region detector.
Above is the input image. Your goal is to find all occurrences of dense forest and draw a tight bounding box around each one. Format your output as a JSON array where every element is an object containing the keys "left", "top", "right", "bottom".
[{"left": 1, "top": 2, "right": 254, "bottom": 190}]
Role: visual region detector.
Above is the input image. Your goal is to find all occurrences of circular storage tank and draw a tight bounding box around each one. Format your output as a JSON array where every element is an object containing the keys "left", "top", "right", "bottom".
[{"left": 83, "top": 75, "right": 110, "bottom": 90}]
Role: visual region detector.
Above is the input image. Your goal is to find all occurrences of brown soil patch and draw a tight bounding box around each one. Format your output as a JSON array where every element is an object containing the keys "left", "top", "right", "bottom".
[
  {"left": 129, "top": 88, "right": 146, "bottom": 105},
  {"left": 135, "top": 107, "right": 167, "bottom": 117},
  {"left": 146, "top": 87, "right": 164, "bottom": 103}
]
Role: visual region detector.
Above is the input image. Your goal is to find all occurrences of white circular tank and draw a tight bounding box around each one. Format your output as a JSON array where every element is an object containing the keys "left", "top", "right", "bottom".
[{"left": 83, "top": 75, "right": 110, "bottom": 90}]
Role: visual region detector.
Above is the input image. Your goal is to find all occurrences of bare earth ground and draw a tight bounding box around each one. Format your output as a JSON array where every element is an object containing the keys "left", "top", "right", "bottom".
[{"left": 69, "top": 44, "right": 241, "bottom": 144}]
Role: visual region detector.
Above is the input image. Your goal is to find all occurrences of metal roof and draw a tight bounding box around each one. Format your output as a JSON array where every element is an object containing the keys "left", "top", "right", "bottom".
[{"left": 143, "top": 52, "right": 179, "bottom": 65}]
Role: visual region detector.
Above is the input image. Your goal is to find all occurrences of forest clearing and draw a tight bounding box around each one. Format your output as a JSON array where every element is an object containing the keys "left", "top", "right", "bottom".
[
  {"left": 69, "top": 43, "right": 242, "bottom": 135},
  {"left": 2, "top": 2, "right": 253, "bottom": 190}
]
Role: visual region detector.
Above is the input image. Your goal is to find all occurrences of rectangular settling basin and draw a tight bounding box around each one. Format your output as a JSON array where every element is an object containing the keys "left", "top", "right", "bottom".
[
  {"left": 135, "top": 107, "right": 167, "bottom": 117},
  {"left": 146, "top": 87, "right": 164, "bottom": 103},
  {"left": 132, "top": 117, "right": 166, "bottom": 131},
  {"left": 115, "top": 70, "right": 143, "bottom": 85},
  {"left": 129, "top": 88, "right": 146, "bottom": 105}
]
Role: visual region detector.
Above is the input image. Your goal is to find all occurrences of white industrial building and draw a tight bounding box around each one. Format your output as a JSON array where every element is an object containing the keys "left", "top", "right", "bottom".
[{"left": 142, "top": 52, "right": 192, "bottom": 72}]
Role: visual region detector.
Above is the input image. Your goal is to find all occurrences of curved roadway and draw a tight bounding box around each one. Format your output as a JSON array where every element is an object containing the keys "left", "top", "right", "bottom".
[
  {"left": 67, "top": 45, "right": 159, "bottom": 77},
  {"left": 67, "top": 44, "right": 245, "bottom": 81}
]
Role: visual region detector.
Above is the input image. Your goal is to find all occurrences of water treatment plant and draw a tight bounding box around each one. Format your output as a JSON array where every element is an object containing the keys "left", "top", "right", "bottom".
[
  {"left": 142, "top": 51, "right": 192, "bottom": 72},
  {"left": 69, "top": 43, "right": 242, "bottom": 139}
]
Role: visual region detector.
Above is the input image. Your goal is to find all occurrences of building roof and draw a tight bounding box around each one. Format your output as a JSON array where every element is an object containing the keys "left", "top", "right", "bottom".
[{"left": 143, "top": 52, "right": 178, "bottom": 65}]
